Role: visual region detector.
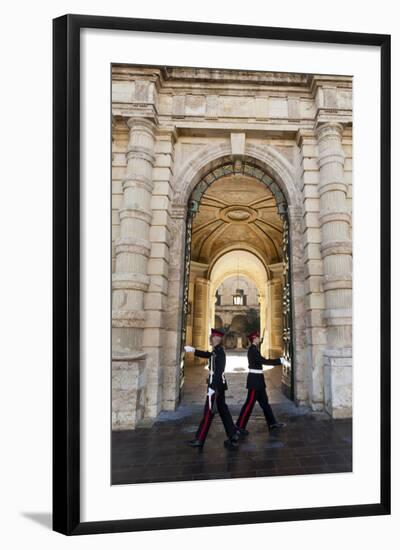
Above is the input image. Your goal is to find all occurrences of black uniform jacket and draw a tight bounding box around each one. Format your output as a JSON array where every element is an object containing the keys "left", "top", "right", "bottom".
[
  {"left": 194, "top": 344, "right": 228, "bottom": 391},
  {"left": 246, "top": 344, "right": 281, "bottom": 390}
]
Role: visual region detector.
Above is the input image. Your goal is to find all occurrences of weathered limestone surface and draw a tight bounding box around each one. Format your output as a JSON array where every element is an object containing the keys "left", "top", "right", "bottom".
[
  {"left": 112, "top": 67, "right": 353, "bottom": 428},
  {"left": 296, "top": 129, "right": 326, "bottom": 411},
  {"left": 316, "top": 122, "right": 352, "bottom": 419},
  {"left": 142, "top": 128, "right": 176, "bottom": 418},
  {"left": 112, "top": 353, "right": 146, "bottom": 429}
]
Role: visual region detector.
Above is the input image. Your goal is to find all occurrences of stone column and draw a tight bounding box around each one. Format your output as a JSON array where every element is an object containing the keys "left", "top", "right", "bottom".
[
  {"left": 193, "top": 277, "right": 211, "bottom": 365},
  {"left": 112, "top": 117, "right": 156, "bottom": 353},
  {"left": 266, "top": 281, "right": 274, "bottom": 357},
  {"left": 268, "top": 264, "right": 283, "bottom": 358},
  {"left": 183, "top": 277, "right": 195, "bottom": 369},
  {"left": 316, "top": 122, "right": 352, "bottom": 418},
  {"left": 259, "top": 292, "right": 268, "bottom": 357},
  {"left": 142, "top": 128, "right": 176, "bottom": 417},
  {"left": 111, "top": 117, "right": 156, "bottom": 430},
  {"left": 296, "top": 129, "right": 327, "bottom": 411},
  {"left": 209, "top": 287, "right": 217, "bottom": 336}
]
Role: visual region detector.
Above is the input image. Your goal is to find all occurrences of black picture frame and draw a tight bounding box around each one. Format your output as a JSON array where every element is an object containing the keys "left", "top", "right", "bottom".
[{"left": 53, "top": 14, "right": 391, "bottom": 535}]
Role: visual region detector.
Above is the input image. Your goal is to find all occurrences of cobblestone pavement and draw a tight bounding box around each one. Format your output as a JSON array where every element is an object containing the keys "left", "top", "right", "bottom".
[{"left": 112, "top": 354, "right": 352, "bottom": 485}]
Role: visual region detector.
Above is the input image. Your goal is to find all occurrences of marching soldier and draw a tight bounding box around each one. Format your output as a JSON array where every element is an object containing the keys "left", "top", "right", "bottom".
[
  {"left": 236, "top": 330, "right": 290, "bottom": 436},
  {"left": 183, "top": 328, "right": 240, "bottom": 450}
]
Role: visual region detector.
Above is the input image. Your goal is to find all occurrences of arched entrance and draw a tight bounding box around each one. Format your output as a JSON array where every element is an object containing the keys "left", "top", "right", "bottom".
[
  {"left": 179, "top": 158, "right": 295, "bottom": 402},
  {"left": 208, "top": 251, "right": 266, "bottom": 354}
]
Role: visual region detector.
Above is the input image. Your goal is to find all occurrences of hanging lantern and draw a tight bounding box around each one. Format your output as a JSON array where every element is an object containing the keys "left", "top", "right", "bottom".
[
  {"left": 232, "top": 256, "right": 243, "bottom": 305},
  {"left": 233, "top": 289, "right": 243, "bottom": 305}
]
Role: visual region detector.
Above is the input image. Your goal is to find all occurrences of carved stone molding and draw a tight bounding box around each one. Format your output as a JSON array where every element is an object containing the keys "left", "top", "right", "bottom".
[
  {"left": 114, "top": 236, "right": 151, "bottom": 257},
  {"left": 112, "top": 272, "right": 150, "bottom": 292},
  {"left": 320, "top": 240, "right": 352, "bottom": 258},
  {"left": 112, "top": 309, "right": 146, "bottom": 328}
]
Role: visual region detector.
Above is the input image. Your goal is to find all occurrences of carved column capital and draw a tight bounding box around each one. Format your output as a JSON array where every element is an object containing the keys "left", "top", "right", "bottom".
[
  {"left": 127, "top": 116, "right": 157, "bottom": 134},
  {"left": 316, "top": 121, "right": 344, "bottom": 141}
]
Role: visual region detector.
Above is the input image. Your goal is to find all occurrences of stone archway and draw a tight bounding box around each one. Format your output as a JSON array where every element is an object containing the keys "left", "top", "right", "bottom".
[
  {"left": 163, "top": 144, "right": 308, "bottom": 409},
  {"left": 163, "top": 145, "right": 306, "bottom": 411},
  {"left": 172, "top": 142, "right": 301, "bottom": 209},
  {"left": 208, "top": 250, "right": 269, "bottom": 356}
]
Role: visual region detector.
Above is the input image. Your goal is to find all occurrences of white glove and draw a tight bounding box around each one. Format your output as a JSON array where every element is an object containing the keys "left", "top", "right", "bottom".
[
  {"left": 280, "top": 357, "right": 291, "bottom": 368},
  {"left": 207, "top": 387, "right": 215, "bottom": 410},
  {"left": 184, "top": 345, "right": 195, "bottom": 353}
]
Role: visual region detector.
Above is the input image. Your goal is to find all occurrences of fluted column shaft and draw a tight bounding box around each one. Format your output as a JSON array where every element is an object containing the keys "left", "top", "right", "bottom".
[
  {"left": 317, "top": 123, "right": 352, "bottom": 350},
  {"left": 112, "top": 117, "right": 156, "bottom": 354}
]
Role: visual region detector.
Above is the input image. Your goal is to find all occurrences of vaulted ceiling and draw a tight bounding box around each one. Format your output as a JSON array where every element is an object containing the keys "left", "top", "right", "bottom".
[{"left": 190, "top": 174, "right": 283, "bottom": 265}]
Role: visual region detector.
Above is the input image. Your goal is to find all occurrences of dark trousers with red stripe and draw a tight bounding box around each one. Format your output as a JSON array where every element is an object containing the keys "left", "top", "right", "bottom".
[
  {"left": 236, "top": 388, "right": 277, "bottom": 429},
  {"left": 195, "top": 390, "right": 236, "bottom": 443}
]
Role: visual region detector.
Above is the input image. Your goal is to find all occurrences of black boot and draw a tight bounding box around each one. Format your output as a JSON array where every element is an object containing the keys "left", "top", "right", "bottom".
[
  {"left": 224, "top": 435, "right": 239, "bottom": 450},
  {"left": 187, "top": 438, "right": 204, "bottom": 448},
  {"left": 269, "top": 421, "right": 286, "bottom": 430}
]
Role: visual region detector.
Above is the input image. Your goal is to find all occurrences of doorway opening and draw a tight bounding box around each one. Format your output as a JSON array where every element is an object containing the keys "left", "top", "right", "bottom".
[{"left": 179, "top": 160, "right": 294, "bottom": 405}]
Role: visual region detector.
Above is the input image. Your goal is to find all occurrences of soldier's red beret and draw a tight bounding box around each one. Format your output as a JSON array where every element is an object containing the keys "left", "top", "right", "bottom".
[
  {"left": 210, "top": 328, "right": 224, "bottom": 337},
  {"left": 248, "top": 330, "right": 260, "bottom": 341}
]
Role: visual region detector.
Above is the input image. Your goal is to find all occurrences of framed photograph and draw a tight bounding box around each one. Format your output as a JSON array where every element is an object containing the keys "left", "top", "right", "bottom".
[{"left": 53, "top": 14, "right": 391, "bottom": 535}]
